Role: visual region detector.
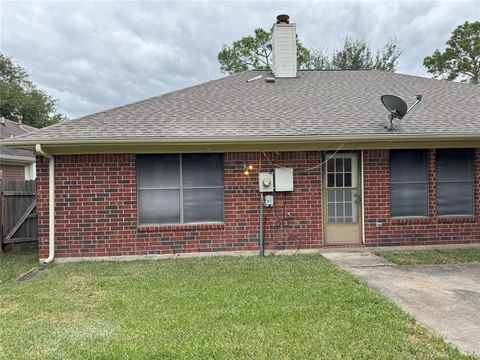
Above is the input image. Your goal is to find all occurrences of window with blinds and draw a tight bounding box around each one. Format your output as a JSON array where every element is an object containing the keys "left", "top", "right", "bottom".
[
  {"left": 390, "top": 150, "right": 429, "bottom": 217},
  {"left": 137, "top": 154, "right": 224, "bottom": 225},
  {"left": 436, "top": 149, "right": 474, "bottom": 216}
]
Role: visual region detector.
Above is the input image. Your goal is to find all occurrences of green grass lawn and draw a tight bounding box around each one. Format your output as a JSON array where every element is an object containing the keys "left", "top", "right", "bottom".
[
  {"left": 377, "top": 248, "right": 480, "bottom": 265},
  {"left": 0, "top": 252, "right": 39, "bottom": 286},
  {"left": 0, "top": 253, "right": 474, "bottom": 359}
]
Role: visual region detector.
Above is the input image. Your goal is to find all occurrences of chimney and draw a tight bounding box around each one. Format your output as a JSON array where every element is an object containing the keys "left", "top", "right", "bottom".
[
  {"left": 16, "top": 115, "right": 23, "bottom": 124},
  {"left": 271, "top": 14, "right": 297, "bottom": 78}
]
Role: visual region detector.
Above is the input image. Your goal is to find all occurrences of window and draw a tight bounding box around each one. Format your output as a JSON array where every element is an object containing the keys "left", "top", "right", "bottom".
[
  {"left": 436, "top": 149, "right": 474, "bottom": 216},
  {"left": 390, "top": 150, "right": 428, "bottom": 217},
  {"left": 326, "top": 155, "right": 358, "bottom": 223},
  {"left": 137, "top": 154, "right": 223, "bottom": 225}
]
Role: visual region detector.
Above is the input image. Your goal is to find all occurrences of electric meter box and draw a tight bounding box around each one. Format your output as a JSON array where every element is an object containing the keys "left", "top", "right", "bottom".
[
  {"left": 259, "top": 172, "right": 274, "bottom": 192},
  {"left": 274, "top": 168, "right": 294, "bottom": 192}
]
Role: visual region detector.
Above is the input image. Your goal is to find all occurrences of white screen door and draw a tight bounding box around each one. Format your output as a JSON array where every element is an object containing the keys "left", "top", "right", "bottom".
[{"left": 324, "top": 153, "right": 362, "bottom": 244}]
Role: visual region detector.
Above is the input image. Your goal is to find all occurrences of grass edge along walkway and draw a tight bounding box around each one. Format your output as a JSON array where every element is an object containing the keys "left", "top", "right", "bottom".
[{"left": 377, "top": 248, "right": 480, "bottom": 265}]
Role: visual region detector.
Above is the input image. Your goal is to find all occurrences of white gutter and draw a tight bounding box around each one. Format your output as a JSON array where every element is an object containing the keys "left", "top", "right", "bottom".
[
  {"left": 35, "top": 144, "right": 55, "bottom": 264},
  {"left": 3, "top": 133, "right": 480, "bottom": 148}
]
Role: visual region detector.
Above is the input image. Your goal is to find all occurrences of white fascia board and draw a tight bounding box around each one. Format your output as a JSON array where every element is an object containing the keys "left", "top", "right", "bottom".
[
  {"left": 2, "top": 133, "right": 480, "bottom": 148},
  {"left": 0, "top": 154, "right": 35, "bottom": 163}
]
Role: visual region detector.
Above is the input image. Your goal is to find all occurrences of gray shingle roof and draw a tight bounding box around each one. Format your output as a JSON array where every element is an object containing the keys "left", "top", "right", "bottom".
[
  {"left": 8, "top": 70, "right": 480, "bottom": 143},
  {"left": 0, "top": 119, "right": 36, "bottom": 159}
]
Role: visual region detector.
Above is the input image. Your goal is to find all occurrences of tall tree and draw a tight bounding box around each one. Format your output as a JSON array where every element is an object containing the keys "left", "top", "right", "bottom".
[
  {"left": 218, "top": 28, "right": 311, "bottom": 74},
  {"left": 0, "top": 53, "right": 65, "bottom": 128},
  {"left": 423, "top": 21, "right": 480, "bottom": 84},
  {"left": 331, "top": 37, "right": 400, "bottom": 71},
  {"left": 331, "top": 37, "right": 373, "bottom": 70},
  {"left": 305, "top": 47, "right": 331, "bottom": 70},
  {"left": 374, "top": 39, "right": 401, "bottom": 72},
  {"left": 219, "top": 30, "right": 401, "bottom": 73}
]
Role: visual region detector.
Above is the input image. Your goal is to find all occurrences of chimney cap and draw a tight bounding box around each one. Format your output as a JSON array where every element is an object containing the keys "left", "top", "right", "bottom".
[{"left": 276, "top": 14, "right": 290, "bottom": 24}]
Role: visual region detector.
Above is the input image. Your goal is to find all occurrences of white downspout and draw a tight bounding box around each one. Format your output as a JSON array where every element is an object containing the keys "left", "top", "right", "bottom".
[
  {"left": 35, "top": 144, "right": 55, "bottom": 264},
  {"left": 361, "top": 150, "right": 366, "bottom": 245}
]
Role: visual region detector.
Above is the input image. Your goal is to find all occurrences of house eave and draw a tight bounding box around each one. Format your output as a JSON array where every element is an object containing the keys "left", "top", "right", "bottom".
[
  {"left": 0, "top": 154, "right": 35, "bottom": 164},
  {"left": 3, "top": 133, "right": 480, "bottom": 154}
]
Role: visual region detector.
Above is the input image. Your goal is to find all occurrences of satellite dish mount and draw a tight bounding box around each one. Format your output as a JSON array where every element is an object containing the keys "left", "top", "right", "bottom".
[{"left": 381, "top": 94, "right": 422, "bottom": 131}]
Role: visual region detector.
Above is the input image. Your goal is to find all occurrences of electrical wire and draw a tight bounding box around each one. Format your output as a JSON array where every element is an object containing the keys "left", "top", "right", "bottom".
[
  {"left": 304, "top": 143, "right": 346, "bottom": 171},
  {"left": 259, "top": 141, "right": 368, "bottom": 253},
  {"left": 261, "top": 143, "right": 366, "bottom": 253},
  {"left": 261, "top": 142, "right": 348, "bottom": 172},
  {"left": 261, "top": 151, "right": 282, "bottom": 168}
]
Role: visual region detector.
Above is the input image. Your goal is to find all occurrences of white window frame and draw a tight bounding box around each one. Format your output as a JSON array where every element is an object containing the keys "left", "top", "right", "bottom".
[{"left": 24, "top": 163, "right": 36, "bottom": 180}]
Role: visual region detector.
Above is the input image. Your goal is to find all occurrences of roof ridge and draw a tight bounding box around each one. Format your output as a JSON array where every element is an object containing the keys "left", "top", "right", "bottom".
[
  {"left": 10, "top": 124, "right": 47, "bottom": 140},
  {"left": 298, "top": 69, "right": 374, "bottom": 72},
  {"left": 385, "top": 70, "right": 479, "bottom": 86},
  {"left": 1, "top": 118, "right": 37, "bottom": 130}
]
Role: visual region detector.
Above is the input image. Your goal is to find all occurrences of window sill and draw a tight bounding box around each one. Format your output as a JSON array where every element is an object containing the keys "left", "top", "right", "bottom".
[
  {"left": 138, "top": 223, "right": 225, "bottom": 232},
  {"left": 390, "top": 215, "right": 478, "bottom": 225},
  {"left": 390, "top": 216, "right": 430, "bottom": 225},
  {"left": 435, "top": 215, "right": 477, "bottom": 223}
]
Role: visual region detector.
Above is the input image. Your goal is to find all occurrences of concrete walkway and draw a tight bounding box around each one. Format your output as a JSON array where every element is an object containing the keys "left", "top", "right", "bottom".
[{"left": 322, "top": 251, "right": 480, "bottom": 355}]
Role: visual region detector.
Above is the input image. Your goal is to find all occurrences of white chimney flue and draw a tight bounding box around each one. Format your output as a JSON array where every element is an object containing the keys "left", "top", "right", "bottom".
[{"left": 271, "top": 14, "right": 297, "bottom": 78}]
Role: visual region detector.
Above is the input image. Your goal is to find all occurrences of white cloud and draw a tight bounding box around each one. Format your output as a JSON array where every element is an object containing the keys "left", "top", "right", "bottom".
[{"left": 2, "top": 0, "right": 478, "bottom": 118}]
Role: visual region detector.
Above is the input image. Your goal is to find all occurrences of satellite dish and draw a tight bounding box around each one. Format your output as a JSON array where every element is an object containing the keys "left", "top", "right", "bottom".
[
  {"left": 381, "top": 94, "right": 423, "bottom": 131},
  {"left": 381, "top": 95, "right": 408, "bottom": 119}
]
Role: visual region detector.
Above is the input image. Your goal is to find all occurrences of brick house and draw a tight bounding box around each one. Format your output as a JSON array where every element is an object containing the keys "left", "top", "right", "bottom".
[
  {"left": 0, "top": 117, "right": 37, "bottom": 180},
  {"left": 5, "top": 16, "right": 480, "bottom": 263}
]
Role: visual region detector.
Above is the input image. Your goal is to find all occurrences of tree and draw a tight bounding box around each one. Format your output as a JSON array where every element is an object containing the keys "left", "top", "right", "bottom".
[
  {"left": 219, "top": 29, "right": 401, "bottom": 73},
  {"left": 374, "top": 39, "right": 401, "bottom": 72},
  {"left": 0, "top": 53, "right": 65, "bottom": 128},
  {"left": 305, "top": 47, "right": 331, "bottom": 70},
  {"left": 423, "top": 21, "right": 480, "bottom": 84},
  {"left": 331, "top": 37, "right": 400, "bottom": 71},
  {"left": 217, "top": 28, "right": 311, "bottom": 74}
]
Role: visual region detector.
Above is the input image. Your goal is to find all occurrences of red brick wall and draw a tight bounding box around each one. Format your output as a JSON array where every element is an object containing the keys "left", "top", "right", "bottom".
[
  {"left": 36, "top": 148, "right": 480, "bottom": 259},
  {"left": 37, "top": 152, "right": 323, "bottom": 259},
  {"left": 0, "top": 164, "right": 25, "bottom": 180},
  {"left": 363, "top": 149, "right": 480, "bottom": 246}
]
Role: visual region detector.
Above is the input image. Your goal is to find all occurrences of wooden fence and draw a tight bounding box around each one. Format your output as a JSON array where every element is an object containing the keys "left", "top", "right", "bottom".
[{"left": 0, "top": 180, "right": 37, "bottom": 251}]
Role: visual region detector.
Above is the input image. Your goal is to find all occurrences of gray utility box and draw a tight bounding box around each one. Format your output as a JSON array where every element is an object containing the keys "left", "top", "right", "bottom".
[
  {"left": 274, "top": 168, "right": 294, "bottom": 192},
  {"left": 264, "top": 195, "right": 274, "bottom": 207}
]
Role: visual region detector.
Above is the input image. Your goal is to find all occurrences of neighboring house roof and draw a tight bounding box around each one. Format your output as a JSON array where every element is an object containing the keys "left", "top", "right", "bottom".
[
  {"left": 0, "top": 118, "right": 37, "bottom": 163},
  {"left": 5, "top": 70, "right": 480, "bottom": 148}
]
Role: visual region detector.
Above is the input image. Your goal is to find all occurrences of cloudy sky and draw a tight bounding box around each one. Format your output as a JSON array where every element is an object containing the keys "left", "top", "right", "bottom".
[{"left": 2, "top": 0, "right": 479, "bottom": 119}]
